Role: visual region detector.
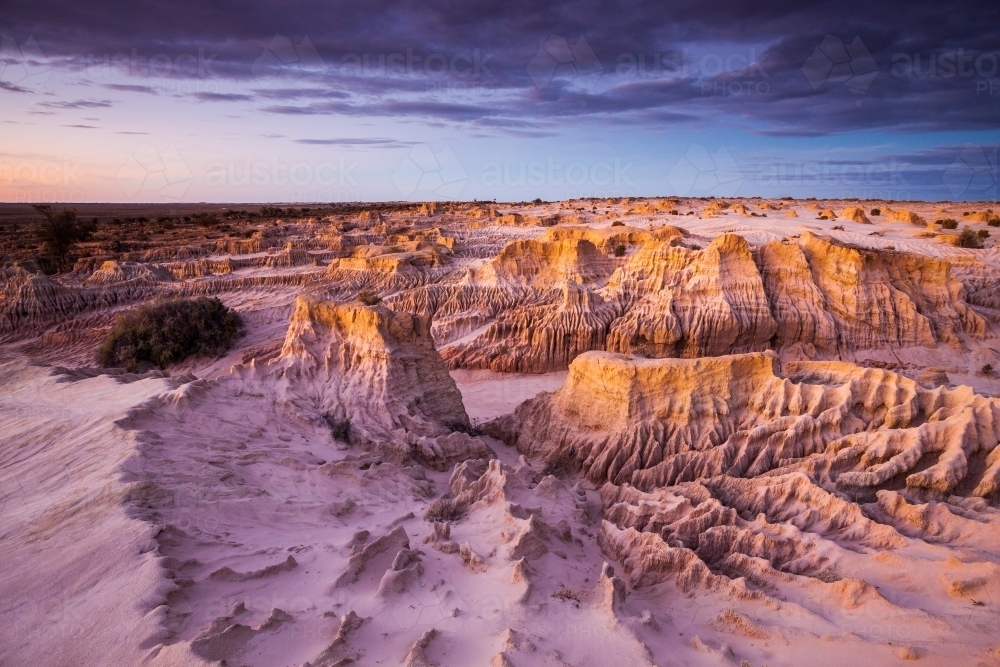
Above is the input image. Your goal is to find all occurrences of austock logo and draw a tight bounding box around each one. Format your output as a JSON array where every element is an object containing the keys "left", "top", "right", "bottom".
[
  {"left": 527, "top": 35, "right": 602, "bottom": 87},
  {"left": 0, "top": 156, "right": 85, "bottom": 202},
  {"left": 802, "top": 34, "right": 878, "bottom": 98},
  {"left": 753, "top": 155, "right": 912, "bottom": 200},
  {"left": 252, "top": 35, "right": 325, "bottom": 86},
  {"left": 392, "top": 144, "right": 468, "bottom": 199},
  {"left": 338, "top": 49, "right": 494, "bottom": 79},
  {"left": 479, "top": 157, "right": 634, "bottom": 190},
  {"left": 116, "top": 144, "right": 193, "bottom": 200},
  {"left": 943, "top": 144, "right": 998, "bottom": 199},
  {"left": 890, "top": 48, "right": 999, "bottom": 95},
  {"left": 0, "top": 34, "right": 51, "bottom": 89},
  {"left": 667, "top": 144, "right": 744, "bottom": 197}
]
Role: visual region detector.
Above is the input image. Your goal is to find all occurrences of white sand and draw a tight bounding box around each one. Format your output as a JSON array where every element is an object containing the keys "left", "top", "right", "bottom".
[
  {"left": 0, "top": 361, "right": 175, "bottom": 666},
  {"left": 450, "top": 369, "right": 568, "bottom": 422}
]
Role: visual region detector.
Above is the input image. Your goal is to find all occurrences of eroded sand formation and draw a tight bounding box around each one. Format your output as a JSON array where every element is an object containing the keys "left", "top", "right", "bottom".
[{"left": 2, "top": 197, "right": 1000, "bottom": 667}]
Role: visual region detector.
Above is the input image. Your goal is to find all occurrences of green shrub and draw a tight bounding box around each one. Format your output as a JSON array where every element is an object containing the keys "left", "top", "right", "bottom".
[
  {"left": 989, "top": 217, "right": 1000, "bottom": 227},
  {"left": 613, "top": 243, "right": 627, "bottom": 257},
  {"left": 957, "top": 227, "right": 982, "bottom": 249},
  {"left": 939, "top": 218, "right": 959, "bottom": 229},
  {"left": 425, "top": 496, "right": 465, "bottom": 522},
  {"left": 323, "top": 413, "right": 351, "bottom": 441},
  {"left": 357, "top": 289, "right": 381, "bottom": 306},
  {"left": 194, "top": 213, "right": 221, "bottom": 227},
  {"left": 611, "top": 220, "right": 624, "bottom": 227},
  {"left": 98, "top": 298, "right": 243, "bottom": 371}
]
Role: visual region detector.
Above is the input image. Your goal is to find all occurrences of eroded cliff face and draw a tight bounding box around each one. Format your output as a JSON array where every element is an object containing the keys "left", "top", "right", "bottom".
[
  {"left": 498, "top": 350, "right": 1000, "bottom": 499},
  {"left": 761, "top": 232, "right": 984, "bottom": 355},
  {"left": 426, "top": 228, "right": 987, "bottom": 373},
  {"left": 441, "top": 282, "right": 622, "bottom": 373},
  {"left": 485, "top": 236, "right": 615, "bottom": 289},
  {"left": 481, "top": 350, "right": 1000, "bottom": 662},
  {"left": 5, "top": 215, "right": 990, "bottom": 373},
  {"left": 605, "top": 233, "right": 777, "bottom": 358},
  {"left": 270, "top": 295, "right": 492, "bottom": 469}
]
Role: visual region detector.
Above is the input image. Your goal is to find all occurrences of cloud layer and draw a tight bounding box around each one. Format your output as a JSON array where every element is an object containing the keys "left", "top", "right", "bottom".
[{"left": 1, "top": 0, "right": 997, "bottom": 135}]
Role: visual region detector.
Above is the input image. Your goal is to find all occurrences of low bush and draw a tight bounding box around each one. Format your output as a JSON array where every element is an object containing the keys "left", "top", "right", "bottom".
[
  {"left": 194, "top": 213, "right": 221, "bottom": 227},
  {"left": 957, "top": 227, "right": 983, "bottom": 249},
  {"left": 98, "top": 297, "right": 243, "bottom": 371},
  {"left": 940, "top": 218, "right": 959, "bottom": 229},
  {"left": 613, "top": 243, "right": 627, "bottom": 257},
  {"left": 870, "top": 208, "right": 881, "bottom": 216},
  {"left": 357, "top": 289, "right": 381, "bottom": 306},
  {"left": 323, "top": 413, "right": 351, "bottom": 441},
  {"left": 425, "top": 496, "right": 465, "bottom": 522},
  {"left": 552, "top": 586, "right": 583, "bottom": 603}
]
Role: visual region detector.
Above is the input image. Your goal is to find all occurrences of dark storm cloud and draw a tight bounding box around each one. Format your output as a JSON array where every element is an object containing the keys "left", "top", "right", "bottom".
[
  {"left": 0, "top": 81, "right": 32, "bottom": 93},
  {"left": 103, "top": 83, "right": 158, "bottom": 93},
  {"left": 294, "top": 138, "right": 417, "bottom": 148},
  {"left": 192, "top": 91, "right": 255, "bottom": 102},
  {"left": 37, "top": 98, "right": 113, "bottom": 109},
  {"left": 736, "top": 142, "right": 998, "bottom": 201},
  {"left": 252, "top": 87, "right": 351, "bottom": 100},
  {"left": 2, "top": 0, "right": 998, "bottom": 135},
  {"left": 260, "top": 98, "right": 499, "bottom": 123}
]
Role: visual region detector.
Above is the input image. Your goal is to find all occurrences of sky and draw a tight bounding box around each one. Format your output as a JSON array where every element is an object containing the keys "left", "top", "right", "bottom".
[{"left": 1, "top": 0, "right": 998, "bottom": 203}]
